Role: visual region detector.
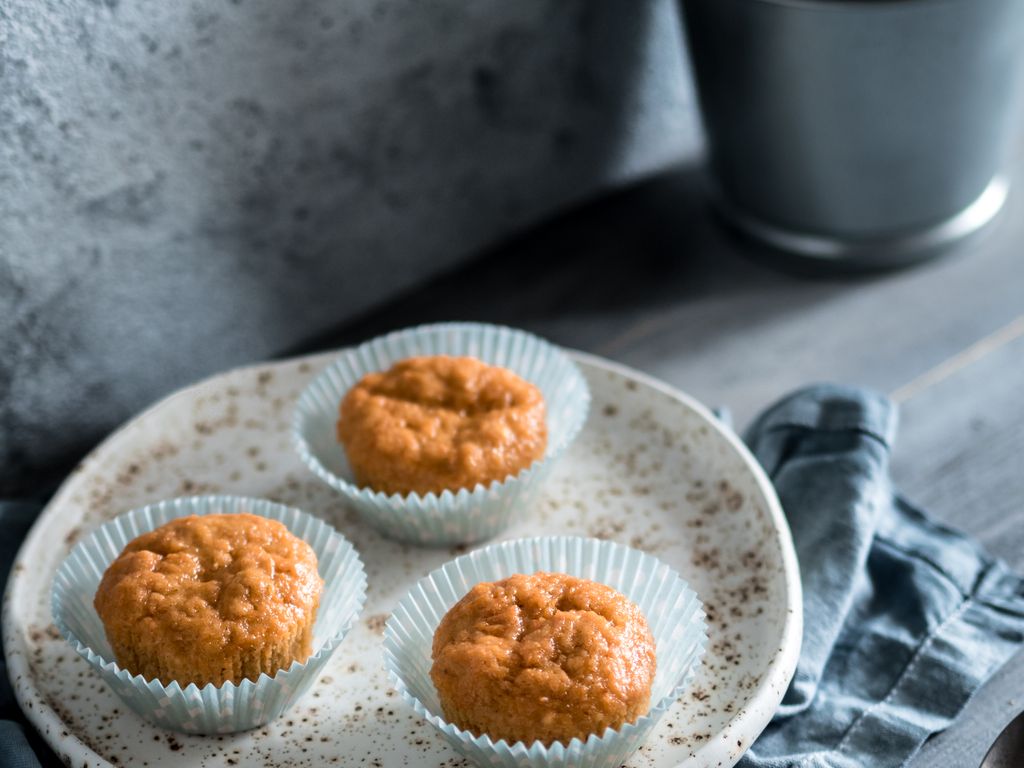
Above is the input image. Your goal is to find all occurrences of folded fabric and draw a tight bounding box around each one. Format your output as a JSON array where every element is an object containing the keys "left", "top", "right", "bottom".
[
  {"left": 0, "top": 502, "right": 47, "bottom": 768},
  {"left": 739, "top": 385, "right": 1024, "bottom": 768}
]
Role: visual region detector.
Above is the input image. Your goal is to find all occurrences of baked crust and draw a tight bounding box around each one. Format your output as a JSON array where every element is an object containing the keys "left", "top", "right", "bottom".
[
  {"left": 430, "top": 572, "right": 656, "bottom": 746},
  {"left": 337, "top": 355, "right": 547, "bottom": 496},
  {"left": 93, "top": 513, "right": 322, "bottom": 687}
]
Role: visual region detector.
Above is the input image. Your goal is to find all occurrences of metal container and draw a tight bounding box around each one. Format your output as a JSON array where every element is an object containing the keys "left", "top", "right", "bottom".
[{"left": 681, "top": 0, "right": 1024, "bottom": 268}]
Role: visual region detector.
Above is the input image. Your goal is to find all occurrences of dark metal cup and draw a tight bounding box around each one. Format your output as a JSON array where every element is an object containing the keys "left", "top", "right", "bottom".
[{"left": 681, "top": 0, "right": 1024, "bottom": 268}]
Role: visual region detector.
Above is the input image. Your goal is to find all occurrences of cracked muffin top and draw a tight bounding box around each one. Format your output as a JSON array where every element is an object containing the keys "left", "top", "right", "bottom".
[
  {"left": 93, "top": 513, "right": 322, "bottom": 686},
  {"left": 337, "top": 355, "right": 547, "bottom": 496},
  {"left": 430, "top": 571, "right": 657, "bottom": 746}
]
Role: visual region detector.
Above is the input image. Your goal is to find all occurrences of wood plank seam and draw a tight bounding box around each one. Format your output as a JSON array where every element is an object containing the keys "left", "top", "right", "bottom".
[{"left": 890, "top": 314, "right": 1024, "bottom": 404}]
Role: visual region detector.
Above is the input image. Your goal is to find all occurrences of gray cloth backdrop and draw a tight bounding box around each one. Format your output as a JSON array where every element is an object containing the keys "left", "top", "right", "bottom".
[{"left": 0, "top": 0, "right": 703, "bottom": 496}]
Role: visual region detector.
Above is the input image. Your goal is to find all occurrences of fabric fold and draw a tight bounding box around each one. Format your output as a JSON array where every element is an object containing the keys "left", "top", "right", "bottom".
[
  {"left": 745, "top": 385, "right": 898, "bottom": 718},
  {"left": 739, "top": 384, "right": 1024, "bottom": 768}
]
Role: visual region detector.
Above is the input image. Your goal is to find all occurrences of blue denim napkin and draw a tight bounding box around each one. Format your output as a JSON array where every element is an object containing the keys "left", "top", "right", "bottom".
[
  {"left": 739, "top": 385, "right": 1024, "bottom": 768},
  {"left": 2, "top": 385, "right": 1023, "bottom": 768},
  {"left": 0, "top": 501, "right": 48, "bottom": 768}
]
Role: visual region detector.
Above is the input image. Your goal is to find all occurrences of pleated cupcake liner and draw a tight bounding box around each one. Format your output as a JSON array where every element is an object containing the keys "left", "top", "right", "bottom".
[
  {"left": 51, "top": 495, "right": 367, "bottom": 734},
  {"left": 383, "top": 536, "right": 707, "bottom": 768},
  {"left": 292, "top": 322, "right": 591, "bottom": 546}
]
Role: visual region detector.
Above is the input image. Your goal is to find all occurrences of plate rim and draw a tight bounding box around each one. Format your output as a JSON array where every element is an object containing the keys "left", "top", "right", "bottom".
[{"left": 3, "top": 348, "right": 802, "bottom": 768}]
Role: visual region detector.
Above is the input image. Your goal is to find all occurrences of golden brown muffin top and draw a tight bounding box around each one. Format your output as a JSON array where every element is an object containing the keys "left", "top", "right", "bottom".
[
  {"left": 337, "top": 355, "right": 547, "bottom": 496},
  {"left": 94, "top": 514, "right": 322, "bottom": 662},
  {"left": 431, "top": 572, "right": 657, "bottom": 746}
]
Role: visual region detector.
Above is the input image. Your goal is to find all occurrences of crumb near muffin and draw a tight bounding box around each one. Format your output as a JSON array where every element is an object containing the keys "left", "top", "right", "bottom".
[
  {"left": 429, "top": 572, "right": 657, "bottom": 746},
  {"left": 337, "top": 355, "right": 547, "bottom": 496},
  {"left": 93, "top": 513, "right": 322, "bottom": 687}
]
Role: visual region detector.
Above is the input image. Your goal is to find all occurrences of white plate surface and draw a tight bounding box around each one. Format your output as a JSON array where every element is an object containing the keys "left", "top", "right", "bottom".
[{"left": 3, "top": 350, "right": 800, "bottom": 767}]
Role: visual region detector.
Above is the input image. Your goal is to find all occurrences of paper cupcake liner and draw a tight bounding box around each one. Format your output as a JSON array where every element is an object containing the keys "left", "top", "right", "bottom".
[
  {"left": 51, "top": 495, "right": 367, "bottom": 734},
  {"left": 383, "top": 536, "right": 707, "bottom": 768},
  {"left": 292, "top": 322, "right": 591, "bottom": 546}
]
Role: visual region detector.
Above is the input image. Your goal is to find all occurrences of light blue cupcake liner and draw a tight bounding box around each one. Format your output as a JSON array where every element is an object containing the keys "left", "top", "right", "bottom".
[
  {"left": 292, "top": 322, "right": 591, "bottom": 546},
  {"left": 383, "top": 536, "right": 707, "bottom": 768},
  {"left": 51, "top": 495, "right": 367, "bottom": 734}
]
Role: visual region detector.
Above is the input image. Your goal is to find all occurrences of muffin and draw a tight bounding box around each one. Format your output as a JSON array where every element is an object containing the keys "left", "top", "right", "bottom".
[
  {"left": 93, "top": 513, "right": 323, "bottom": 688},
  {"left": 337, "top": 355, "right": 547, "bottom": 496},
  {"left": 430, "top": 572, "right": 657, "bottom": 746}
]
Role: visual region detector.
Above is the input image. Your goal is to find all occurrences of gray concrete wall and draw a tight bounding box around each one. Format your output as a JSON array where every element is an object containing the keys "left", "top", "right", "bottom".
[{"left": 0, "top": 0, "right": 702, "bottom": 493}]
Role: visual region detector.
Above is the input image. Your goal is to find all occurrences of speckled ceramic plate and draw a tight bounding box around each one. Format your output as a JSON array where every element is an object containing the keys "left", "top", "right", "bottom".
[{"left": 3, "top": 350, "right": 801, "bottom": 768}]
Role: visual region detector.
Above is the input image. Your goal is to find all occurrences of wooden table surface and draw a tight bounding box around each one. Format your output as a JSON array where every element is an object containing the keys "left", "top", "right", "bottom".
[{"left": 300, "top": 145, "right": 1024, "bottom": 765}]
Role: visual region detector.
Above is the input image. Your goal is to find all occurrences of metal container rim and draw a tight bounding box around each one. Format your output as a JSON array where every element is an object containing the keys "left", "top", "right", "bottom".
[{"left": 726, "top": 0, "right": 972, "bottom": 10}]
